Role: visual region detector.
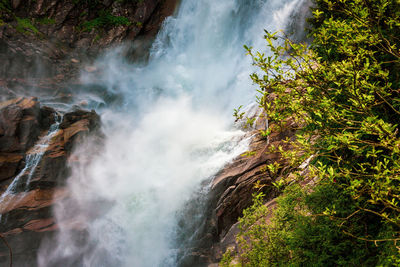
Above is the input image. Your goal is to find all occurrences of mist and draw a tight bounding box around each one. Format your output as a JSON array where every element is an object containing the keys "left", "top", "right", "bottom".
[{"left": 35, "top": 0, "right": 311, "bottom": 266}]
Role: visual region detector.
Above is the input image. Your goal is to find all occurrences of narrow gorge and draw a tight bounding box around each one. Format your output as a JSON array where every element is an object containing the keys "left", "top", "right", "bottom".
[{"left": 1, "top": 0, "right": 312, "bottom": 266}]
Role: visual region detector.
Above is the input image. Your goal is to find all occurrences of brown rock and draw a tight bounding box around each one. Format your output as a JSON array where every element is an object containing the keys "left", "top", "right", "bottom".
[
  {"left": 0, "top": 188, "right": 68, "bottom": 216},
  {"left": 0, "top": 0, "right": 180, "bottom": 80},
  {"left": 0, "top": 97, "right": 41, "bottom": 152},
  {"left": 39, "top": 106, "right": 56, "bottom": 130},
  {"left": 0, "top": 153, "right": 23, "bottom": 181},
  {"left": 201, "top": 117, "right": 297, "bottom": 264},
  {"left": 0, "top": 97, "right": 49, "bottom": 181},
  {"left": 0, "top": 97, "right": 59, "bottom": 180},
  {"left": 60, "top": 109, "right": 99, "bottom": 130},
  {"left": 23, "top": 218, "right": 56, "bottom": 232},
  {"left": 28, "top": 108, "right": 100, "bottom": 187},
  {"left": 0, "top": 101, "right": 102, "bottom": 265},
  {"left": 0, "top": 104, "right": 23, "bottom": 152},
  {"left": 11, "top": 0, "right": 21, "bottom": 9},
  {"left": 63, "top": 119, "right": 90, "bottom": 142}
]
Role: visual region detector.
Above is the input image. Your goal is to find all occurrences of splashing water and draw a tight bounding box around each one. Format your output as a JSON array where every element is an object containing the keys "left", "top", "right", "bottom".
[
  {"left": 0, "top": 113, "right": 62, "bottom": 200},
  {"left": 38, "top": 0, "right": 310, "bottom": 266}
]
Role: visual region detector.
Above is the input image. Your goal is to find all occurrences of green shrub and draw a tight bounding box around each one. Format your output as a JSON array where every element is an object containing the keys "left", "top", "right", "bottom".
[
  {"left": 15, "top": 17, "right": 39, "bottom": 34},
  {"left": 37, "top": 17, "right": 56, "bottom": 25},
  {"left": 0, "top": 0, "right": 10, "bottom": 12},
  {"left": 223, "top": 184, "right": 399, "bottom": 266},
  {"left": 80, "top": 11, "right": 131, "bottom": 32},
  {"left": 224, "top": 0, "right": 400, "bottom": 265}
]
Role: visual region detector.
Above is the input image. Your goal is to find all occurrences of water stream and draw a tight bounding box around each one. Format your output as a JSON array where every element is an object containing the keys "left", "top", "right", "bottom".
[
  {"left": 36, "top": 0, "right": 310, "bottom": 266},
  {"left": 0, "top": 113, "right": 62, "bottom": 199}
]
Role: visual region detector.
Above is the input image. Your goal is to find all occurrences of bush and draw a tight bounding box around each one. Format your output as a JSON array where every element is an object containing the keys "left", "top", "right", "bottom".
[
  {"left": 223, "top": 183, "right": 399, "bottom": 266},
  {"left": 80, "top": 11, "right": 131, "bottom": 32},
  {"left": 223, "top": 0, "right": 400, "bottom": 265}
]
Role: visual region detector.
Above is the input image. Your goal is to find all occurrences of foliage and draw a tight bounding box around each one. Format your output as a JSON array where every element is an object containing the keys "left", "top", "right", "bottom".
[
  {"left": 73, "top": 0, "right": 100, "bottom": 6},
  {"left": 223, "top": 185, "right": 399, "bottom": 266},
  {"left": 36, "top": 17, "right": 56, "bottom": 25},
  {"left": 224, "top": 0, "right": 400, "bottom": 265},
  {"left": 0, "top": 0, "right": 12, "bottom": 21},
  {"left": 233, "top": 105, "right": 245, "bottom": 122},
  {"left": 15, "top": 17, "right": 39, "bottom": 35},
  {"left": 80, "top": 11, "right": 131, "bottom": 32},
  {"left": 1, "top": 0, "right": 141, "bottom": 38},
  {"left": 0, "top": 0, "right": 10, "bottom": 12}
]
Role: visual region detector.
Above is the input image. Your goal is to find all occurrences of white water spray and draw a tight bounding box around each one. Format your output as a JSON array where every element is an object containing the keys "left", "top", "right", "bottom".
[{"left": 38, "top": 0, "right": 310, "bottom": 266}]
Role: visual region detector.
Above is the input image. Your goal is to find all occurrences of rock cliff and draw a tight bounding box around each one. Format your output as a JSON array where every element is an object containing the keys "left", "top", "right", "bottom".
[
  {"left": 0, "top": 97, "right": 101, "bottom": 266},
  {"left": 0, "top": 0, "right": 179, "bottom": 80},
  {"left": 0, "top": 1, "right": 181, "bottom": 265},
  {"left": 175, "top": 114, "right": 298, "bottom": 266}
]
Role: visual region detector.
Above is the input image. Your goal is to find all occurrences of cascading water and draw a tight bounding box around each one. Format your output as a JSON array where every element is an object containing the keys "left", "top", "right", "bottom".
[
  {"left": 0, "top": 113, "right": 62, "bottom": 226},
  {"left": 0, "top": 113, "right": 62, "bottom": 199},
  {"left": 37, "top": 0, "right": 310, "bottom": 266}
]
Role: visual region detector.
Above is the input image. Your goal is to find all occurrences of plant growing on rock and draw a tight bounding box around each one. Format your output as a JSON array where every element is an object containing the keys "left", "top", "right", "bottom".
[
  {"left": 80, "top": 10, "right": 131, "bottom": 32},
  {"left": 223, "top": 0, "right": 400, "bottom": 265}
]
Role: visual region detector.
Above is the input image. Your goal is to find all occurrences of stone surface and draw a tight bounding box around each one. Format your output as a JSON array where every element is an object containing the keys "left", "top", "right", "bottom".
[
  {"left": 0, "top": 97, "right": 101, "bottom": 265},
  {"left": 177, "top": 110, "right": 298, "bottom": 265},
  {"left": 212, "top": 131, "right": 293, "bottom": 239},
  {"left": 0, "top": 2, "right": 300, "bottom": 264},
  {"left": 205, "top": 116, "right": 297, "bottom": 262},
  {"left": 0, "top": 0, "right": 180, "bottom": 263},
  {"left": 0, "top": 153, "right": 23, "bottom": 182},
  {"left": 0, "top": 97, "right": 52, "bottom": 182},
  {"left": 0, "top": 97, "right": 39, "bottom": 152},
  {"left": 0, "top": 0, "right": 180, "bottom": 81}
]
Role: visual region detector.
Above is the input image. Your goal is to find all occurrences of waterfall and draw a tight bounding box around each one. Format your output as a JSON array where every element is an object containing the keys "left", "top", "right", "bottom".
[
  {"left": 0, "top": 113, "right": 62, "bottom": 200},
  {"left": 38, "top": 0, "right": 310, "bottom": 266}
]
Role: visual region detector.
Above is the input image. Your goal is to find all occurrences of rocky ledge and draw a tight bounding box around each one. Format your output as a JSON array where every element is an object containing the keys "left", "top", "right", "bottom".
[
  {"left": 208, "top": 114, "right": 300, "bottom": 264},
  {"left": 0, "top": 97, "right": 101, "bottom": 266},
  {"left": 176, "top": 113, "right": 298, "bottom": 266}
]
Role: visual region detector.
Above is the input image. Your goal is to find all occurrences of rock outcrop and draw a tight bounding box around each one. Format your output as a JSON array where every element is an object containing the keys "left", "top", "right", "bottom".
[
  {"left": 0, "top": 97, "right": 101, "bottom": 266},
  {"left": 0, "top": 0, "right": 179, "bottom": 80},
  {"left": 0, "top": 1, "right": 181, "bottom": 264},
  {"left": 0, "top": 2, "right": 301, "bottom": 265},
  {"left": 0, "top": 97, "right": 51, "bottom": 182},
  {"left": 176, "top": 114, "right": 298, "bottom": 266},
  {"left": 208, "top": 118, "right": 298, "bottom": 263},
  {"left": 212, "top": 121, "right": 296, "bottom": 240}
]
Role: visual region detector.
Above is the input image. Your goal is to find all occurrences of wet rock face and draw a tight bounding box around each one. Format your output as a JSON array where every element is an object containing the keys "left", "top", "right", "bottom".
[
  {"left": 0, "top": 97, "right": 101, "bottom": 265},
  {"left": 3, "top": 0, "right": 160, "bottom": 48},
  {"left": 207, "top": 118, "right": 297, "bottom": 262},
  {"left": 0, "top": 0, "right": 179, "bottom": 79},
  {"left": 0, "top": 1, "right": 179, "bottom": 264},
  {"left": 177, "top": 114, "right": 298, "bottom": 265},
  {"left": 29, "top": 108, "right": 100, "bottom": 189},
  {"left": 208, "top": 116, "right": 297, "bottom": 258},
  {"left": 0, "top": 97, "right": 50, "bottom": 181}
]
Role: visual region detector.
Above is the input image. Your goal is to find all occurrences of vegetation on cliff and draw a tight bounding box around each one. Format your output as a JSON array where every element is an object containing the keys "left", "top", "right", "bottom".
[
  {"left": 0, "top": 0, "right": 153, "bottom": 48},
  {"left": 223, "top": 0, "right": 400, "bottom": 265}
]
